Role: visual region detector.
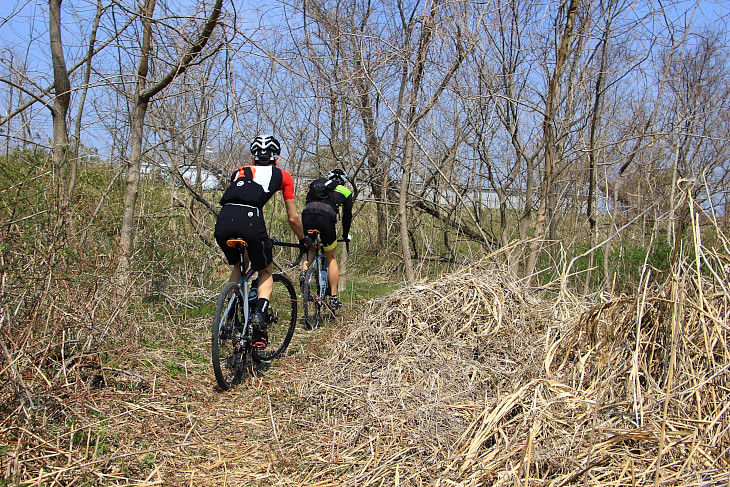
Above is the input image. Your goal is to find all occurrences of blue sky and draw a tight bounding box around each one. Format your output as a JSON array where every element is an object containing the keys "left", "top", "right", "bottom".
[{"left": 1, "top": 0, "right": 728, "bottom": 155}]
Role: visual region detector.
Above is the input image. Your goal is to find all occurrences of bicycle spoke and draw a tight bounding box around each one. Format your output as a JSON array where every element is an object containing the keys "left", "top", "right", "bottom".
[{"left": 253, "top": 273, "right": 297, "bottom": 362}]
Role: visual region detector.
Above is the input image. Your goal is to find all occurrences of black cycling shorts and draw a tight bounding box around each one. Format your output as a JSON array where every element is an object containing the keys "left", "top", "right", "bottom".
[
  {"left": 302, "top": 212, "right": 337, "bottom": 250},
  {"left": 214, "top": 204, "right": 273, "bottom": 271}
]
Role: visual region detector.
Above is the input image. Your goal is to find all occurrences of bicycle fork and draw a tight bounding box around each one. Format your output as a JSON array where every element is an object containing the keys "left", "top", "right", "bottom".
[{"left": 317, "top": 256, "right": 328, "bottom": 296}]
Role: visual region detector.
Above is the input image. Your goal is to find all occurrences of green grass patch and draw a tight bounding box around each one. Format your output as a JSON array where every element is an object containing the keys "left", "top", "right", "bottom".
[{"left": 165, "top": 362, "right": 185, "bottom": 379}]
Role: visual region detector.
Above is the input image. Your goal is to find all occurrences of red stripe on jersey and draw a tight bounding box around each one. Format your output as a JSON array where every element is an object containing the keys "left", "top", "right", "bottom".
[{"left": 280, "top": 169, "right": 295, "bottom": 200}]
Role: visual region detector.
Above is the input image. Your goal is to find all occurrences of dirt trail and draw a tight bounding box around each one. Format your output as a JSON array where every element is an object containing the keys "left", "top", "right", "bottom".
[
  {"left": 116, "top": 325, "right": 328, "bottom": 486},
  {"left": 7, "top": 315, "right": 332, "bottom": 486}
]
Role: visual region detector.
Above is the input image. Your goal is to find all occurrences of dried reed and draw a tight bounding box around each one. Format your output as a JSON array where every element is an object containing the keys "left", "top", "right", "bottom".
[{"left": 290, "top": 222, "right": 729, "bottom": 485}]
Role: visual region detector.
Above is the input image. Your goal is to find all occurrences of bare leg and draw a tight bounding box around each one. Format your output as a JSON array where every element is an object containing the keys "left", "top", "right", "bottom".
[
  {"left": 302, "top": 247, "right": 315, "bottom": 272},
  {"left": 256, "top": 265, "right": 274, "bottom": 301},
  {"left": 229, "top": 252, "right": 249, "bottom": 283},
  {"left": 229, "top": 265, "right": 242, "bottom": 283},
  {"left": 324, "top": 247, "right": 338, "bottom": 294}
]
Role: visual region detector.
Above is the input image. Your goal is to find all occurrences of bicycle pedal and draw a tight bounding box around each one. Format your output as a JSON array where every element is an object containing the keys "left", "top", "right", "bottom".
[{"left": 252, "top": 341, "right": 267, "bottom": 350}]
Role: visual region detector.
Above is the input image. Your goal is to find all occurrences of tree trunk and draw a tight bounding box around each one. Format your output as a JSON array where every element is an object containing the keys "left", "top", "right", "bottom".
[
  {"left": 118, "top": 0, "right": 155, "bottom": 279},
  {"left": 354, "top": 60, "right": 388, "bottom": 248},
  {"left": 584, "top": 12, "right": 611, "bottom": 295},
  {"left": 49, "top": 0, "right": 72, "bottom": 203},
  {"left": 524, "top": 0, "right": 579, "bottom": 286},
  {"left": 338, "top": 243, "right": 348, "bottom": 293},
  {"left": 399, "top": 135, "right": 416, "bottom": 282},
  {"left": 119, "top": 100, "right": 147, "bottom": 275},
  {"left": 667, "top": 114, "right": 682, "bottom": 245}
]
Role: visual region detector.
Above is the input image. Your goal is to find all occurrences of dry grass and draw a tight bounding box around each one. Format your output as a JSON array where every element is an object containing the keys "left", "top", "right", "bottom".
[
  {"left": 2, "top": 217, "right": 729, "bottom": 485},
  {"left": 284, "top": 217, "right": 729, "bottom": 484}
]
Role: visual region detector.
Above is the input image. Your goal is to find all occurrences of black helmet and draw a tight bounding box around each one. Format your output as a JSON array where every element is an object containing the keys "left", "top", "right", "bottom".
[
  {"left": 327, "top": 168, "right": 348, "bottom": 184},
  {"left": 250, "top": 135, "right": 281, "bottom": 164}
]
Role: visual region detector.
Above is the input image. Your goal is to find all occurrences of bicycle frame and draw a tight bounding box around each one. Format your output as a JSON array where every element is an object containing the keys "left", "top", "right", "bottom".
[
  {"left": 227, "top": 237, "right": 303, "bottom": 343},
  {"left": 305, "top": 230, "right": 347, "bottom": 301},
  {"left": 226, "top": 241, "right": 257, "bottom": 347},
  {"left": 306, "top": 231, "right": 330, "bottom": 295}
]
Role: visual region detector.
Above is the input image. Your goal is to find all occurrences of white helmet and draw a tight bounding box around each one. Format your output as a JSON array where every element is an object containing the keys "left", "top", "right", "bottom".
[
  {"left": 250, "top": 135, "right": 281, "bottom": 163},
  {"left": 327, "top": 168, "right": 348, "bottom": 184}
]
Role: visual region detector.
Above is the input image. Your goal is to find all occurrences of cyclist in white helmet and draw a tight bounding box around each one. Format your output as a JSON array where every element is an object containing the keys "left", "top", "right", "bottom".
[{"left": 214, "top": 135, "right": 312, "bottom": 348}]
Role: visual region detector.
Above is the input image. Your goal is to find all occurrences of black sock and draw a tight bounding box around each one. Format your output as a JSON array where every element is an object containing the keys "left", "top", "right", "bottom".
[{"left": 256, "top": 298, "right": 269, "bottom": 314}]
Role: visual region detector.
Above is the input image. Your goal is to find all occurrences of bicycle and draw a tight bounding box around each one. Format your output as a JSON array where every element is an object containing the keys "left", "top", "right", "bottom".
[
  {"left": 300, "top": 229, "right": 347, "bottom": 329},
  {"left": 211, "top": 238, "right": 303, "bottom": 390}
]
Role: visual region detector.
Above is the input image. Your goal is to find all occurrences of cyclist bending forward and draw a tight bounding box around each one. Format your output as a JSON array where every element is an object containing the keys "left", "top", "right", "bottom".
[
  {"left": 214, "top": 135, "right": 312, "bottom": 348},
  {"left": 300, "top": 168, "right": 353, "bottom": 310}
]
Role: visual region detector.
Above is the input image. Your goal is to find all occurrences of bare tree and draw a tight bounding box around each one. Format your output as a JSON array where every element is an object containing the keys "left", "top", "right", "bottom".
[
  {"left": 149, "top": 53, "right": 230, "bottom": 247},
  {"left": 391, "top": 0, "right": 472, "bottom": 281},
  {"left": 664, "top": 30, "right": 729, "bottom": 242},
  {"left": 464, "top": 0, "right": 540, "bottom": 264},
  {"left": 293, "top": 0, "right": 390, "bottom": 246},
  {"left": 583, "top": 0, "right": 617, "bottom": 293},
  {"left": 117, "top": 0, "right": 223, "bottom": 278}
]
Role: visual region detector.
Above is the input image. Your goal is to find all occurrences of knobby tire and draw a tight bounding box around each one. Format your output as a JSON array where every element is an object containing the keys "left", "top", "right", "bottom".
[
  {"left": 252, "top": 273, "right": 297, "bottom": 362},
  {"left": 212, "top": 282, "right": 246, "bottom": 390}
]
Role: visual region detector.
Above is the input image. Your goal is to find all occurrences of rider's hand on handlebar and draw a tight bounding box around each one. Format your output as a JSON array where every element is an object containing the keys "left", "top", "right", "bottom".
[{"left": 299, "top": 235, "right": 313, "bottom": 250}]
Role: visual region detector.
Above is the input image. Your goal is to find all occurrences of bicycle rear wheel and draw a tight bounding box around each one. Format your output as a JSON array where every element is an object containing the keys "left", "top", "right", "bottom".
[
  {"left": 302, "top": 264, "right": 325, "bottom": 329},
  {"left": 253, "top": 273, "right": 297, "bottom": 362},
  {"left": 212, "top": 282, "right": 247, "bottom": 390}
]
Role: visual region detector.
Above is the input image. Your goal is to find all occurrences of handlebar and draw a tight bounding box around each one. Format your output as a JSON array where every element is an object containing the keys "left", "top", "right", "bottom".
[
  {"left": 271, "top": 239, "right": 307, "bottom": 268},
  {"left": 283, "top": 234, "right": 351, "bottom": 259}
]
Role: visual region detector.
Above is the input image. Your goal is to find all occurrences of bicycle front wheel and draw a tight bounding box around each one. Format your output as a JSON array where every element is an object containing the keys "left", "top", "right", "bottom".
[
  {"left": 212, "top": 282, "right": 246, "bottom": 390},
  {"left": 253, "top": 273, "right": 297, "bottom": 362}
]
